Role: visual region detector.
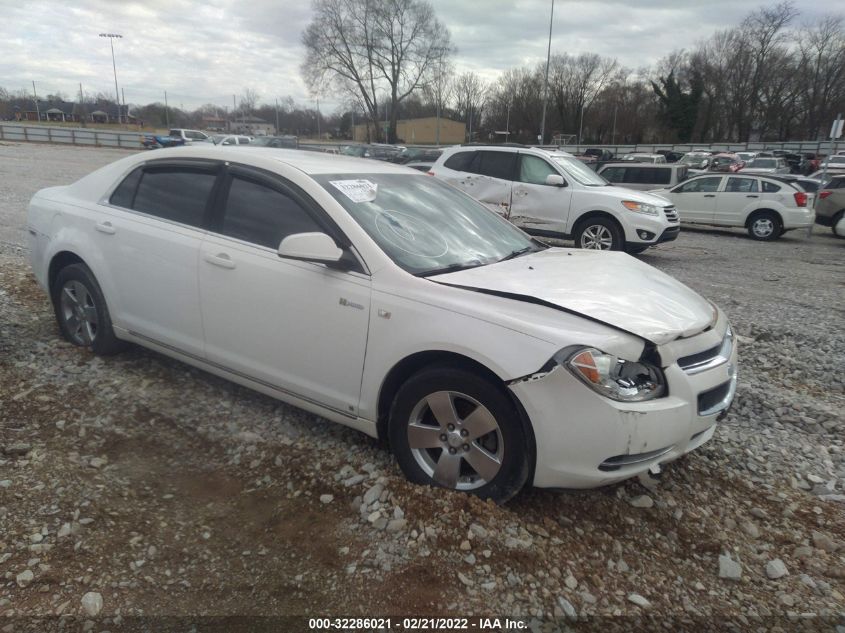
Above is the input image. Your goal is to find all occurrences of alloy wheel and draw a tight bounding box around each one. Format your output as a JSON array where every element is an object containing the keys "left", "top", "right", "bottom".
[
  {"left": 59, "top": 280, "right": 99, "bottom": 345},
  {"left": 406, "top": 390, "right": 504, "bottom": 491},
  {"left": 580, "top": 224, "right": 613, "bottom": 249},
  {"left": 751, "top": 217, "right": 774, "bottom": 238}
]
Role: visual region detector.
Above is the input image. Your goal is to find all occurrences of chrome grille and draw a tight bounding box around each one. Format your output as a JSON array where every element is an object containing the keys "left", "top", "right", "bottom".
[
  {"left": 678, "top": 327, "right": 733, "bottom": 375},
  {"left": 663, "top": 206, "right": 679, "bottom": 223}
]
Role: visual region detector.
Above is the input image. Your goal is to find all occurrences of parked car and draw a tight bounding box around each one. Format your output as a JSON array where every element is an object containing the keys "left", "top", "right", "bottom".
[
  {"left": 26, "top": 146, "right": 736, "bottom": 501},
  {"left": 809, "top": 168, "right": 845, "bottom": 180},
  {"left": 740, "top": 157, "right": 790, "bottom": 175},
  {"left": 814, "top": 174, "right": 845, "bottom": 234},
  {"left": 678, "top": 152, "right": 713, "bottom": 171},
  {"left": 250, "top": 135, "right": 299, "bottom": 149},
  {"left": 656, "top": 150, "right": 684, "bottom": 163},
  {"left": 391, "top": 147, "right": 443, "bottom": 164},
  {"left": 142, "top": 134, "right": 183, "bottom": 150},
  {"left": 168, "top": 129, "right": 210, "bottom": 144},
  {"left": 597, "top": 163, "right": 689, "bottom": 191},
  {"left": 820, "top": 155, "right": 845, "bottom": 170},
  {"left": 708, "top": 153, "right": 745, "bottom": 173},
  {"left": 430, "top": 145, "right": 679, "bottom": 253},
  {"left": 210, "top": 134, "right": 252, "bottom": 146},
  {"left": 583, "top": 148, "right": 614, "bottom": 162},
  {"left": 620, "top": 153, "right": 667, "bottom": 164},
  {"left": 650, "top": 174, "right": 815, "bottom": 240},
  {"left": 736, "top": 152, "right": 757, "bottom": 163},
  {"left": 341, "top": 144, "right": 404, "bottom": 161}
]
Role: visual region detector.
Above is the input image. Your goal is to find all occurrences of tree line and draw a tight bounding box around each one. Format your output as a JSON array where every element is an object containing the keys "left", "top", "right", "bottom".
[{"left": 1, "top": 1, "right": 842, "bottom": 144}]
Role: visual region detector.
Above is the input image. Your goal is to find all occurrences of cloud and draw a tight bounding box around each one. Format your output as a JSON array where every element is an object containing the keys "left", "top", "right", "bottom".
[{"left": 0, "top": 0, "right": 839, "bottom": 111}]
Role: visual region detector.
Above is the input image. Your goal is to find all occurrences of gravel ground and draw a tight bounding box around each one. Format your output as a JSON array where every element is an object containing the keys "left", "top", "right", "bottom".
[{"left": 0, "top": 142, "right": 844, "bottom": 632}]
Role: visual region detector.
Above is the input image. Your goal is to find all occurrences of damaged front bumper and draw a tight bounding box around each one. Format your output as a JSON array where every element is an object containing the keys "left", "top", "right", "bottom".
[{"left": 509, "top": 331, "right": 738, "bottom": 489}]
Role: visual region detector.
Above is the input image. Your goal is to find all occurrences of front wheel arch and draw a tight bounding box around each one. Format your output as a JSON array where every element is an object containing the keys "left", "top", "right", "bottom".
[
  {"left": 376, "top": 351, "right": 537, "bottom": 482},
  {"left": 571, "top": 212, "right": 626, "bottom": 250},
  {"left": 48, "top": 251, "right": 86, "bottom": 296}
]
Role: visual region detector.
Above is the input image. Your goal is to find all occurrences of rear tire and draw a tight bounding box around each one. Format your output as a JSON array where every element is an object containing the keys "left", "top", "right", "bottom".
[
  {"left": 832, "top": 211, "right": 844, "bottom": 237},
  {"left": 573, "top": 217, "right": 623, "bottom": 251},
  {"left": 746, "top": 211, "right": 782, "bottom": 241},
  {"left": 52, "top": 263, "right": 127, "bottom": 355},
  {"left": 388, "top": 367, "right": 530, "bottom": 503}
]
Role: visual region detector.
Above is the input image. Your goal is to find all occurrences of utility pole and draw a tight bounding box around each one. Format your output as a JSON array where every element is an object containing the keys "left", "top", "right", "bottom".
[
  {"left": 275, "top": 99, "right": 280, "bottom": 135},
  {"left": 316, "top": 99, "right": 321, "bottom": 139},
  {"left": 578, "top": 104, "right": 585, "bottom": 146},
  {"left": 122, "top": 87, "right": 126, "bottom": 126},
  {"left": 99, "top": 33, "right": 123, "bottom": 123},
  {"left": 539, "top": 0, "right": 555, "bottom": 145},
  {"left": 611, "top": 102, "right": 618, "bottom": 145},
  {"left": 468, "top": 105, "right": 473, "bottom": 143},
  {"left": 351, "top": 109, "right": 355, "bottom": 141},
  {"left": 32, "top": 81, "right": 40, "bottom": 122},
  {"left": 505, "top": 99, "right": 512, "bottom": 143},
  {"left": 79, "top": 82, "right": 86, "bottom": 127},
  {"left": 164, "top": 90, "right": 170, "bottom": 129}
]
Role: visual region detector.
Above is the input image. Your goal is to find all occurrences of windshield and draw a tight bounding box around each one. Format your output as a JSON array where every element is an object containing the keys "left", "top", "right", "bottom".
[
  {"left": 549, "top": 155, "right": 607, "bottom": 186},
  {"left": 315, "top": 173, "right": 543, "bottom": 276},
  {"left": 748, "top": 158, "right": 776, "bottom": 168}
]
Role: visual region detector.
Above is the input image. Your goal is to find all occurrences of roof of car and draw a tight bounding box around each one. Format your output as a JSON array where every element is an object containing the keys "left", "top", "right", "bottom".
[{"left": 140, "top": 145, "right": 418, "bottom": 175}]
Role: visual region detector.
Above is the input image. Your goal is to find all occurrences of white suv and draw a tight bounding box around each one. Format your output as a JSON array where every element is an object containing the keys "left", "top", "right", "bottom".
[{"left": 430, "top": 145, "right": 679, "bottom": 253}]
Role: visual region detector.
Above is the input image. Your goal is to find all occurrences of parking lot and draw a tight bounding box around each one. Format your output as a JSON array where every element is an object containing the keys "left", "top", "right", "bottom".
[{"left": 0, "top": 142, "right": 843, "bottom": 628}]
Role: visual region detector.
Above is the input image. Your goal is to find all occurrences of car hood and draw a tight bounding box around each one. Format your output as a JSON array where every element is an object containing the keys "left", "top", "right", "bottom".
[{"left": 431, "top": 248, "right": 715, "bottom": 346}]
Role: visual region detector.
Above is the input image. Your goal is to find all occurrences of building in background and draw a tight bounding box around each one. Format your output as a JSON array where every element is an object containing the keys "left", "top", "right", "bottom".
[{"left": 352, "top": 116, "right": 465, "bottom": 145}]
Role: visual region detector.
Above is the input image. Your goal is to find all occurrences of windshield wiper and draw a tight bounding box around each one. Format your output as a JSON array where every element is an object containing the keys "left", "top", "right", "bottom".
[
  {"left": 497, "top": 246, "right": 533, "bottom": 262},
  {"left": 415, "top": 261, "right": 486, "bottom": 278}
]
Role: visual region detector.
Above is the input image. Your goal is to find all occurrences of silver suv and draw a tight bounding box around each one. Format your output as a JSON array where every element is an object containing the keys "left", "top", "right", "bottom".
[
  {"left": 430, "top": 145, "right": 679, "bottom": 253},
  {"left": 598, "top": 163, "right": 689, "bottom": 191}
]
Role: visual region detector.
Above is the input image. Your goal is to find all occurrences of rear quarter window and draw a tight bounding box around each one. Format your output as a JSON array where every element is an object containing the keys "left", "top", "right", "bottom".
[
  {"left": 109, "top": 167, "right": 143, "bottom": 208},
  {"left": 762, "top": 181, "right": 781, "bottom": 193},
  {"left": 443, "top": 151, "right": 476, "bottom": 172}
]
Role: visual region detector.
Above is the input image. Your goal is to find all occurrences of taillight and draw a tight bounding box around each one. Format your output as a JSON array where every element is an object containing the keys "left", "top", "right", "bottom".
[
  {"left": 819, "top": 190, "right": 832, "bottom": 199},
  {"left": 426, "top": 171, "right": 435, "bottom": 176},
  {"left": 793, "top": 191, "right": 808, "bottom": 207}
]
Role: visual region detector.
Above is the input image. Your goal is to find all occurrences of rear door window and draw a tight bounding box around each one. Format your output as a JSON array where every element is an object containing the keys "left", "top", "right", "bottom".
[
  {"left": 477, "top": 151, "right": 516, "bottom": 181},
  {"left": 674, "top": 176, "right": 722, "bottom": 193},
  {"left": 219, "top": 175, "right": 322, "bottom": 249},
  {"left": 725, "top": 177, "right": 759, "bottom": 193},
  {"left": 132, "top": 166, "right": 217, "bottom": 227},
  {"left": 628, "top": 167, "right": 670, "bottom": 185}
]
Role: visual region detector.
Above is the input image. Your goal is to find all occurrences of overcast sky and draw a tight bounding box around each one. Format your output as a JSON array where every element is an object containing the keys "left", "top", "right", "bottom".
[{"left": 0, "top": 0, "right": 839, "bottom": 113}]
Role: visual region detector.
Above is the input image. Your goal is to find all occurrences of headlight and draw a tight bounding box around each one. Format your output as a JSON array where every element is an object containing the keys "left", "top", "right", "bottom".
[
  {"left": 621, "top": 200, "right": 661, "bottom": 216},
  {"left": 557, "top": 347, "right": 665, "bottom": 402}
]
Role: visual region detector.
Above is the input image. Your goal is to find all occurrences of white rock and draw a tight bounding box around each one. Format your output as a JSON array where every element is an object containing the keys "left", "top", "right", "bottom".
[
  {"left": 557, "top": 596, "right": 577, "bottom": 618},
  {"left": 319, "top": 494, "right": 334, "bottom": 504},
  {"left": 16, "top": 569, "right": 34, "bottom": 588},
  {"left": 765, "top": 558, "right": 789, "bottom": 580},
  {"left": 457, "top": 571, "right": 474, "bottom": 586},
  {"left": 386, "top": 519, "right": 407, "bottom": 532},
  {"left": 362, "top": 484, "right": 383, "bottom": 506},
  {"left": 629, "top": 495, "right": 654, "bottom": 509},
  {"left": 80, "top": 592, "right": 103, "bottom": 617},
  {"left": 628, "top": 593, "right": 650, "bottom": 608},
  {"left": 57, "top": 523, "right": 72, "bottom": 539},
  {"left": 718, "top": 554, "right": 742, "bottom": 580},
  {"left": 564, "top": 575, "right": 578, "bottom": 590}
]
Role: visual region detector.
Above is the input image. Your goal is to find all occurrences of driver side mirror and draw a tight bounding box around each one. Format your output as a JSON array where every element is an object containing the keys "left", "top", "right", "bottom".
[
  {"left": 545, "top": 174, "right": 566, "bottom": 187},
  {"left": 278, "top": 232, "right": 344, "bottom": 265}
]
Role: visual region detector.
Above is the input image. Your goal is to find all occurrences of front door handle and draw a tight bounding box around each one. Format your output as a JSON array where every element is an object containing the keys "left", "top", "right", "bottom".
[
  {"left": 95, "top": 221, "right": 116, "bottom": 235},
  {"left": 704, "top": 194, "right": 716, "bottom": 198},
  {"left": 203, "top": 252, "right": 236, "bottom": 270},
  {"left": 746, "top": 194, "right": 758, "bottom": 198}
]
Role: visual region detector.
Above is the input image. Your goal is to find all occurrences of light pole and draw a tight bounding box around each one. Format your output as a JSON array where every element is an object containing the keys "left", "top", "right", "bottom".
[
  {"left": 539, "top": 0, "right": 555, "bottom": 146},
  {"left": 99, "top": 33, "right": 123, "bottom": 123}
]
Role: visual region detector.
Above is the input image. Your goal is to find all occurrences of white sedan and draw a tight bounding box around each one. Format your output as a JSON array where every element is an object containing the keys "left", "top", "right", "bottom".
[
  {"left": 650, "top": 174, "right": 815, "bottom": 240},
  {"left": 27, "top": 147, "right": 737, "bottom": 502}
]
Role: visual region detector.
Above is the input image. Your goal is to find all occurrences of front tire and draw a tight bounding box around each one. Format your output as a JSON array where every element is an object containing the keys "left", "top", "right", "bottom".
[
  {"left": 52, "top": 263, "right": 127, "bottom": 355},
  {"left": 573, "top": 217, "right": 623, "bottom": 251},
  {"left": 747, "top": 211, "right": 782, "bottom": 241},
  {"left": 388, "top": 367, "right": 530, "bottom": 503}
]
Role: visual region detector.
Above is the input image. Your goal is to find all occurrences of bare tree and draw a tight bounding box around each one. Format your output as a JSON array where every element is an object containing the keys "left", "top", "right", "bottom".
[
  {"left": 453, "top": 72, "right": 486, "bottom": 142},
  {"left": 302, "top": 0, "right": 452, "bottom": 143},
  {"left": 239, "top": 88, "right": 260, "bottom": 116}
]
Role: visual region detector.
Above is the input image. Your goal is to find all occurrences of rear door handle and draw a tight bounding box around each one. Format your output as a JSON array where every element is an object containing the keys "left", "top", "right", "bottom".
[
  {"left": 203, "top": 252, "right": 236, "bottom": 270},
  {"left": 95, "top": 221, "right": 116, "bottom": 235},
  {"left": 746, "top": 194, "right": 758, "bottom": 198},
  {"left": 704, "top": 194, "right": 716, "bottom": 198}
]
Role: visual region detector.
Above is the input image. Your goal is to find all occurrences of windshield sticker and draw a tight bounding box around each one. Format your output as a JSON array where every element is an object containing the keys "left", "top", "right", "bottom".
[
  {"left": 375, "top": 210, "right": 448, "bottom": 258},
  {"left": 330, "top": 179, "right": 378, "bottom": 203}
]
